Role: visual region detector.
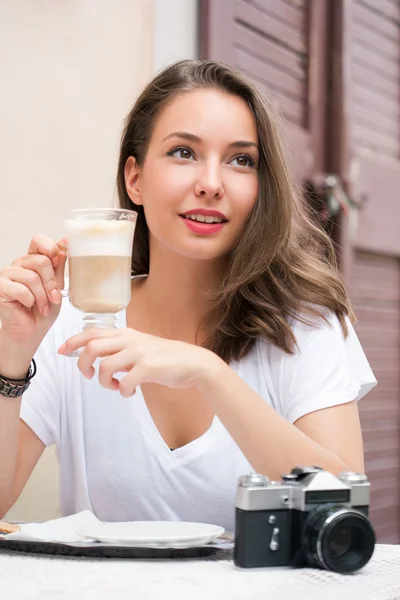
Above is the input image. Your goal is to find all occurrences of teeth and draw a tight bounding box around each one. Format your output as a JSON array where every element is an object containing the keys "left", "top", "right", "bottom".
[{"left": 185, "top": 214, "right": 223, "bottom": 223}]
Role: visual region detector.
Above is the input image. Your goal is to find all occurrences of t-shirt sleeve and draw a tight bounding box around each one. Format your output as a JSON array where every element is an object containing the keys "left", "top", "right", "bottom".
[
  {"left": 20, "top": 326, "right": 62, "bottom": 447},
  {"left": 265, "top": 313, "right": 377, "bottom": 424}
]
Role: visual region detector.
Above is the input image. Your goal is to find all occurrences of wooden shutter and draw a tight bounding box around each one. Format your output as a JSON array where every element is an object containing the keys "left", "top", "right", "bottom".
[
  {"left": 201, "top": 0, "right": 400, "bottom": 543},
  {"left": 200, "top": 0, "right": 329, "bottom": 180},
  {"left": 331, "top": 0, "right": 400, "bottom": 543}
]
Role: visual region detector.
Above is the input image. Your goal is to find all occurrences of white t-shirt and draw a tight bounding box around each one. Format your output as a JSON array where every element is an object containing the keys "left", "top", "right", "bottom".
[{"left": 21, "top": 299, "right": 376, "bottom": 532}]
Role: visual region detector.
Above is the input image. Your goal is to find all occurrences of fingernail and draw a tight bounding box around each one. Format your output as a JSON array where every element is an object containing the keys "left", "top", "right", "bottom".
[
  {"left": 57, "top": 242, "right": 67, "bottom": 252},
  {"left": 50, "top": 289, "right": 61, "bottom": 304},
  {"left": 58, "top": 343, "right": 66, "bottom": 354},
  {"left": 43, "top": 305, "right": 50, "bottom": 317}
]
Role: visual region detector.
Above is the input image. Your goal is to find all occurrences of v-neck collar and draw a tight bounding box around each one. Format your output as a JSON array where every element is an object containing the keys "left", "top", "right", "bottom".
[
  {"left": 135, "top": 387, "right": 219, "bottom": 463},
  {"left": 117, "top": 308, "right": 220, "bottom": 464}
]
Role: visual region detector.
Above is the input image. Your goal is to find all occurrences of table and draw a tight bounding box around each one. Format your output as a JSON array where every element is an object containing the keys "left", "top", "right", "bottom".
[{"left": 0, "top": 544, "right": 399, "bottom": 600}]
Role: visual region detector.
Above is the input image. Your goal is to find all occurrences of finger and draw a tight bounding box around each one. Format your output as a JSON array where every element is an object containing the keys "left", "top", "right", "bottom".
[
  {"left": 77, "top": 338, "right": 128, "bottom": 379},
  {"left": 0, "top": 278, "right": 35, "bottom": 310},
  {"left": 119, "top": 366, "right": 148, "bottom": 398},
  {"left": 57, "top": 238, "right": 68, "bottom": 252},
  {"left": 59, "top": 328, "right": 122, "bottom": 355},
  {"left": 0, "top": 266, "right": 49, "bottom": 315},
  {"left": 16, "top": 255, "right": 61, "bottom": 306},
  {"left": 27, "top": 234, "right": 62, "bottom": 269},
  {"left": 55, "top": 239, "right": 68, "bottom": 291},
  {"left": 98, "top": 349, "right": 136, "bottom": 390}
]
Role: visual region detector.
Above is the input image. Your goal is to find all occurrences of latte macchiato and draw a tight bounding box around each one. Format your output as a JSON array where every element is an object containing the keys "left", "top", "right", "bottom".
[
  {"left": 66, "top": 216, "right": 136, "bottom": 315},
  {"left": 69, "top": 255, "right": 132, "bottom": 313}
]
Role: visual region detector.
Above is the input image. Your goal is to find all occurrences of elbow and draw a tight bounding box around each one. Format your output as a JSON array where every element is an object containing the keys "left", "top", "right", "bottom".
[
  {"left": 329, "top": 457, "right": 351, "bottom": 476},
  {"left": 313, "top": 450, "right": 363, "bottom": 478},
  {"left": 335, "top": 453, "right": 365, "bottom": 476},
  {"left": 258, "top": 455, "right": 361, "bottom": 483},
  {"left": 312, "top": 457, "right": 366, "bottom": 482}
]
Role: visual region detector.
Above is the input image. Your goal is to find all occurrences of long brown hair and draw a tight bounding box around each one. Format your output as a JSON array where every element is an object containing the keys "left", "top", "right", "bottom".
[{"left": 116, "top": 60, "right": 354, "bottom": 362}]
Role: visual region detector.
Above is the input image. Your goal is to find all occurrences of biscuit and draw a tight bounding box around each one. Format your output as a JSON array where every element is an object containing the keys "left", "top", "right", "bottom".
[{"left": 0, "top": 521, "right": 20, "bottom": 534}]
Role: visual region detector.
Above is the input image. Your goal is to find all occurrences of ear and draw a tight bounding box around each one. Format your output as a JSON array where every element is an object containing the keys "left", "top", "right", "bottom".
[{"left": 124, "top": 156, "right": 143, "bottom": 206}]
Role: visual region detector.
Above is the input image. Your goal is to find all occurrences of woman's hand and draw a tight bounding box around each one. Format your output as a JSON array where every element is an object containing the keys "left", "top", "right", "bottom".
[
  {"left": 58, "top": 328, "right": 224, "bottom": 397},
  {"left": 0, "top": 235, "right": 67, "bottom": 345}
]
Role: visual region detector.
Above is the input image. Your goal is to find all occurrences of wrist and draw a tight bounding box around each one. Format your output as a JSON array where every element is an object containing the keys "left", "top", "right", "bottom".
[
  {"left": 192, "top": 349, "right": 228, "bottom": 391},
  {"left": 0, "top": 334, "right": 37, "bottom": 380}
]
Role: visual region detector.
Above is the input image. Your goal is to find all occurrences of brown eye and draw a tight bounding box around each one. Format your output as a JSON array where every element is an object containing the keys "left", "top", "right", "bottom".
[
  {"left": 168, "top": 147, "right": 194, "bottom": 160},
  {"left": 231, "top": 154, "right": 255, "bottom": 168},
  {"left": 179, "top": 148, "right": 192, "bottom": 160}
]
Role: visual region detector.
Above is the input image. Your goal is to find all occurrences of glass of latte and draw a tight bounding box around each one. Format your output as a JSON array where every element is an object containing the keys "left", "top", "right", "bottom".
[{"left": 65, "top": 208, "right": 137, "bottom": 350}]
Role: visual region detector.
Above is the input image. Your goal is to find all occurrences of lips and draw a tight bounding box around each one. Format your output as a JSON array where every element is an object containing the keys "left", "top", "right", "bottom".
[
  {"left": 180, "top": 209, "right": 228, "bottom": 223},
  {"left": 180, "top": 215, "right": 227, "bottom": 235},
  {"left": 178, "top": 208, "right": 228, "bottom": 234}
]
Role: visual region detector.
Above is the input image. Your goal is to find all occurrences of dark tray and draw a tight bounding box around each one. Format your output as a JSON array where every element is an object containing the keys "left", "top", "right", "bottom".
[{"left": 0, "top": 537, "right": 232, "bottom": 560}]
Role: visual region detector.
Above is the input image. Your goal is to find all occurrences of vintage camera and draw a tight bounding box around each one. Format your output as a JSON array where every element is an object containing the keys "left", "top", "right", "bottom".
[{"left": 234, "top": 466, "right": 375, "bottom": 573}]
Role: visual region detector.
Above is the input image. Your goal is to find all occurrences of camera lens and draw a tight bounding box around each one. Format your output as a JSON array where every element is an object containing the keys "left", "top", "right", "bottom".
[
  {"left": 328, "top": 525, "right": 352, "bottom": 557},
  {"left": 302, "top": 505, "right": 375, "bottom": 573}
]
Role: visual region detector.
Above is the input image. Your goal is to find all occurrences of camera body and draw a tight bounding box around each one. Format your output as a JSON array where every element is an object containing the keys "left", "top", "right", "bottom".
[{"left": 234, "top": 466, "right": 375, "bottom": 573}]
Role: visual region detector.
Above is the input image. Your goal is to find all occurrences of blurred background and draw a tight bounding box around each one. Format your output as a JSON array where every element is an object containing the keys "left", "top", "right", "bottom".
[{"left": 1, "top": 0, "right": 399, "bottom": 544}]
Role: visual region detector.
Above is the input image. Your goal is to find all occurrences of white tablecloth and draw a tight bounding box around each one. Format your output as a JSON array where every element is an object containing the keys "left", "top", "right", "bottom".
[{"left": 0, "top": 544, "right": 399, "bottom": 600}]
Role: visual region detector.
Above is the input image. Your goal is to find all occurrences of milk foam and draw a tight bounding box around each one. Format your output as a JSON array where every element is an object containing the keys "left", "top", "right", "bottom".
[{"left": 66, "top": 219, "right": 135, "bottom": 257}]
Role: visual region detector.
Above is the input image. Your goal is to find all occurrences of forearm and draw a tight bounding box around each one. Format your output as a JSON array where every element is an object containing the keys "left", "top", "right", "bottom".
[
  {"left": 0, "top": 395, "right": 23, "bottom": 506},
  {"left": 0, "top": 336, "right": 34, "bottom": 502},
  {"left": 196, "top": 360, "right": 348, "bottom": 480}
]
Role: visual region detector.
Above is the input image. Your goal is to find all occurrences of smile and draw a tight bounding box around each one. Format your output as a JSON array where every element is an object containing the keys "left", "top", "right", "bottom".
[
  {"left": 182, "top": 214, "right": 225, "bottom": 224},
  {"left": 179, "top": 215, "right": 227, "bottom": 234}
]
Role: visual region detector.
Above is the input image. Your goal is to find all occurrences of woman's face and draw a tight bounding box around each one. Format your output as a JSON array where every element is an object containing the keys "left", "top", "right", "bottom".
[{"left": 125, "top": 88, "right": 259, "bottom": 262}]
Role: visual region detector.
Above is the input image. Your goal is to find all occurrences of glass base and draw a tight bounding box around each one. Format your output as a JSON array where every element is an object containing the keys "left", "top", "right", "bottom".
[
  {"left": 65, "top": 313, "right": 118, "bottom": 358},
  {"left": 82, "top": 313, "right": 117, "bottom": 330}
]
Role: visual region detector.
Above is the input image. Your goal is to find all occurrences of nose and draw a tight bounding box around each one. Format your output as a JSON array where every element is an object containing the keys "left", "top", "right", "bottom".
[{"left": 194, "top": 162, "right": 224, "bottom": 200}]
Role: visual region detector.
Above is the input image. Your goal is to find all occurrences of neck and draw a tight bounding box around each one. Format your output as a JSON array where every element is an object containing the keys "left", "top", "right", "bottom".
[{"left": 132, "top": 244, "right": 228, "bottom": 343}]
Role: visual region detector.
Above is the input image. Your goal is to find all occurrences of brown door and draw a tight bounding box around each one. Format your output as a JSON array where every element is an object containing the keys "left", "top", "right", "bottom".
[
  {"left": 200, "top": 0, "right": 330, "bottom": 181},
  {"left": 331, "top": 0, "right": 400, "bottom": 543},
  {"left": 201, "top": 0, "right": 400, "bottom": 542}
]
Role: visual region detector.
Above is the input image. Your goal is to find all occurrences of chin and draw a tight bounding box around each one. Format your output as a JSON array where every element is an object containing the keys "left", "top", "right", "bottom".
[
  {"left": 150, "top": 228, "right": 235, "bottom": 262},
  {"left": 173, "top": 241, "right": 232, "bottom": 262}
]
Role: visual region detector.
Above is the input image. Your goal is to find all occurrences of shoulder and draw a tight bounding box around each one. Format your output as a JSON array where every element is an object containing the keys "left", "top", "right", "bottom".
[
  {"left": 235, "top": 310, "right": 344, "bottom": 371},
  {"left": 262, "top": 309, "right": 375, "bottom": 388},
  {"left": 289, "top": 309, "right": 347, "bottom": 351},
  {"left": 257, "top": 309, "right": 345, "bottom": 363},
  {"left": 253, "top": 309, "right": 376, "bottom": 421}
]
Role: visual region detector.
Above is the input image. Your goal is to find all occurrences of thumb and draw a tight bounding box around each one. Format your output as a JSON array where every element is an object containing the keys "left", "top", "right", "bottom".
[{"left": 55, "top": 238, "right": 68, "bottom": 292}]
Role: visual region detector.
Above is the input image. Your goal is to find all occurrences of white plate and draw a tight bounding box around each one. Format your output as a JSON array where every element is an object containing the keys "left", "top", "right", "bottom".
[{"left": 77, "top": 521, "right": 225, "bottom": 548}]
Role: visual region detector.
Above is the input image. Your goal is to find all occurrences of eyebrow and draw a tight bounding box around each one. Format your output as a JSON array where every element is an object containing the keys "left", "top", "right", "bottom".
[{"left": 162, "top": 131, "right": 258, "bottom": 150}]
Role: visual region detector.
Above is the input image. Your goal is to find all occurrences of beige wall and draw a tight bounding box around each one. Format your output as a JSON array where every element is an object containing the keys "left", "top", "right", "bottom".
[
  {"left": 2, "top": 0, "right": 199, "bottom": 522},
  {"left": 154, "top": 0, "right": 198, "bottom": 71},
  {"left": 2, "top": 0, "right": 154, "bottom": 521}
]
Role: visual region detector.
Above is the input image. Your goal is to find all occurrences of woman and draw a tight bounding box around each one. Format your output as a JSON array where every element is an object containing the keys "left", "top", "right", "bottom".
[{"left": 0, "top": 61, "right": 376, "bottom": 530}]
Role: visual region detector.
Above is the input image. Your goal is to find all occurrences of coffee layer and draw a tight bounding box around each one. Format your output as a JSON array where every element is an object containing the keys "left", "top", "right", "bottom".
[{"left": 69, "top": 255, "right": 132, "bottom": 313}]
